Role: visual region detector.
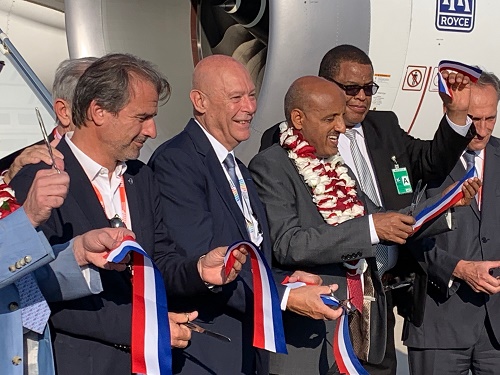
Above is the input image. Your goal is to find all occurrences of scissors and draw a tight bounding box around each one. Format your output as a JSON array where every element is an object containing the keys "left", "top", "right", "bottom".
[
  {"left": 408, "top": 179, "right": 427, "bottom": 217},
  {"left": 183, "top": 321, "right": 231, "bottom": 342},
  {"left": 35, "top": 107, "right": 61, "bottom": 173}
]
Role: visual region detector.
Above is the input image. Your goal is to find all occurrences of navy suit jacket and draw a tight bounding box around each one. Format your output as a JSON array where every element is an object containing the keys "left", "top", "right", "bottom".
[
  {"left": 149, "top": 119, "right": 286, "bottom": 375},
  {"left": 10, "top": 138, "right": 207, "bottom": 375}
]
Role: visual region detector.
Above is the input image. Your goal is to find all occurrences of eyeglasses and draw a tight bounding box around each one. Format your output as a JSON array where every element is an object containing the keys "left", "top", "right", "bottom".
[{"left": 327, "top": 77, "right": 379, "bottom": 96}]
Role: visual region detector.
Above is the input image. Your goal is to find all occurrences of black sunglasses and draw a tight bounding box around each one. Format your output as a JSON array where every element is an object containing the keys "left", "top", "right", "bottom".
[{"left": 326, "top": 77, "right": 379, "bottom": 96}]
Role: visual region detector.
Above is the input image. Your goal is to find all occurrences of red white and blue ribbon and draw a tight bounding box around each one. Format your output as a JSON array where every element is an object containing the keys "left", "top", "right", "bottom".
[
  {"left": 438, "top": 60, "right": 482, "bottom": 98},
  {"left": 225, "top": 241, "right": 287, "bottom": 354},
  {"left": 282, "top": 279, "right": 368, "bottom": 375},
  {"left": 107, "top": 236, "right": 172, "bottom": 375},
  {"left": 413, "top": 167, "right": 476, "bottom": 232}
]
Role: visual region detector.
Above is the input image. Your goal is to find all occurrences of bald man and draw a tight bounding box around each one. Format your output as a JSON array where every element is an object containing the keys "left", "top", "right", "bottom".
[
  {"left": 248, "top": 76, "right": 479, "bottom": 374},
  {"left": 149, "top": 56, "right": 342, "bottom": 375}
]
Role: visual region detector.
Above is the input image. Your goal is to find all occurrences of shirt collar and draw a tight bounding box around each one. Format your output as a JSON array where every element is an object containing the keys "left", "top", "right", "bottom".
[
  {"left": 65, "top": 132, "right": 127, "bottom": 182},
  {"left": 195, "top": 119, "right": 235, "bottom": 164}
]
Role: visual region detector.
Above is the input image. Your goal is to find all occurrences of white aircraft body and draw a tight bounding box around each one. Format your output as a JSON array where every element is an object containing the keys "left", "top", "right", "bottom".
[{"left": 0, "top": 0, "right": 496, "bottom": 165}]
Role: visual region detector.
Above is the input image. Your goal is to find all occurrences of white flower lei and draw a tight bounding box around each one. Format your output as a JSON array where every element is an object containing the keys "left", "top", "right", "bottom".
[{"left": 279, "top": 121, "right": 365, "bottom": 225}]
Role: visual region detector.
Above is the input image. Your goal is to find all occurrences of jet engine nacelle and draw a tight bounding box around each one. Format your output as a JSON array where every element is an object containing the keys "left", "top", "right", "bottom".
[{"left": 65, "top": 0, "right": 497, "bottom": 163}]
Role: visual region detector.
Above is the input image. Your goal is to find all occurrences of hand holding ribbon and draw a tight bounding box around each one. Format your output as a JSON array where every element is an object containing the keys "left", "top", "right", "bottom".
[
  {"left": 413, "top": 167, "right": 478, "bottom": 232},
  {"left": 197, "top": 244, "right": 248, "bottom": 285},
  {"left": 282, "top": 279, "right": 367, "bottom": 375},
  {"left": 438, "top": 60, "right": 482, "bottom": 126}
]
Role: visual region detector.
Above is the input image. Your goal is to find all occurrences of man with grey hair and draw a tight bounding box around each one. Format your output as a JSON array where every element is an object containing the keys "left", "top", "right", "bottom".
[
  {"left": 51, "top": 57, "right": 97, "bottom": 138},
  {"left": 10, "top": 53, "right": 249, "bottom": 375},
  {"left": 0, "top": 57, "right": 96, "bottom": 183},
  {"left": 404, "top": 70, "right": 500, "bottom": 374}
]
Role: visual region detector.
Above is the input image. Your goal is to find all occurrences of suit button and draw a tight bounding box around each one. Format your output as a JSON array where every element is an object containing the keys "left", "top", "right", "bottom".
[
  {"left": 11, "top": 356, "right": 22, "bottom": 365},
  {"left": 18, "top": 258, "right": 26, "bottom": 267},
  {"left": 357, "top": 252, "right": 362, "bottom": 257},
  {"left": 341, "top": 255, "right": 346, "bottom": 260},
  {"left": 24, "top": 256, "right": 32, "bottom": 263},
  {"left": 8, "top": 265, "right": 16, "bottom": 272},
  {"left": 482, "top": 237, "right": 488, "bottom": 243},
  {"left": 8, "top": 302, "right": 19, "bottom": 311}
]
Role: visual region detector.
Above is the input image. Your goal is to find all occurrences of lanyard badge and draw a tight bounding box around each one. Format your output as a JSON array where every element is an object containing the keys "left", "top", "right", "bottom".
[{"left": 390, "top": 156, "right": 412, "bottom": 195}]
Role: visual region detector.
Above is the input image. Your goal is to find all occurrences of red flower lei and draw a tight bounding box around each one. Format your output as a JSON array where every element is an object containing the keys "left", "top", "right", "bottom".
[
  {"left": 279, "top": 122, "right": 365, "bottom": 225},
  {"left": 0, "top": 176, "right": 21, "bottom": 219}
]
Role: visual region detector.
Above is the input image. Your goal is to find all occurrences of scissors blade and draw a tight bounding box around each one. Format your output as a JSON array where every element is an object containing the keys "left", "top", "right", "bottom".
[
  {"left": 183, "top": 322, "right": 231, "bottom": 342},
  {"left": 35, "top": 107, "right": 60, "bottom": 173},
  {"left": 408, "top": 179, "right": 422, "bottom": 216},
  {"left": 416, "top": 183, "right": 427, "bottom": 206}
]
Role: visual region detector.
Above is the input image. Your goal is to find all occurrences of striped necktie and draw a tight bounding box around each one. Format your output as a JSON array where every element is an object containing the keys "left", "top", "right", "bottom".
[{"left": 345, "top": 128, "right": 390, "bottom": 274}]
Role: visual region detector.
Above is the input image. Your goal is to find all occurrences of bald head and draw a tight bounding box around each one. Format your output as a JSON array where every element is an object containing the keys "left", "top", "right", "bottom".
[
  {"left": 190, "top": 55, "right": 257, "bottom": 151},
  {"left": 284, "top": 76, "right": 344, "bottom": 123},
  {"left": 285, "top": 76, "right": 346, "bottom": 158}
]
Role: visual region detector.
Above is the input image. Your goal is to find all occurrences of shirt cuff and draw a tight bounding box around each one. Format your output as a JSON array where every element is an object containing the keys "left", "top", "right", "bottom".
[
  {"left": 445, "top": 114, "right": 472, "bottom": 135},
  {"left": 368, "top": 214, "right": 380, "bottom": 245},
  {"left": 445, "top": 209, "right": 452, "bottom": 229},
  {"left": 81, "top": 264, "right": 103, "bottom": 294},
  {"left": 448, "top": 275, "right": 455, "bottom": 288},
  {"left": 280, "top": 286, "right": 291, "bottom": 311}
]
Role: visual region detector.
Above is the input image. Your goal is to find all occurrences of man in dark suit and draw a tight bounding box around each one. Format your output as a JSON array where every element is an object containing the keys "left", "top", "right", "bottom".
[
  {"left": 10, "top": 53, "right": 248, "bottom": 375},
  {"left": 404, "top": 71, "right": 500, "bottom": 374},
  {"left": 259, "top": 44, "right": 474, "bottom": 374},
  {"left": 0, "top": 57, "right": 97, "bottom": 181},
  {"left": 148, "top": 55, "right": 342, "bottom": 375},
  {"left": 249, "top": 76, "right": 478, "bottom": 374}
]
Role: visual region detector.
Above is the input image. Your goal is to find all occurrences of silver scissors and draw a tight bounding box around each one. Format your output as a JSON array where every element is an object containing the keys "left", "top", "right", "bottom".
[
  {"left": 183, "top": 321, "right": 231, "bottom": 342},
  {"left": 408, "top": 179, "right": 427, "bottom": 217},
  {"left": 35, "top": 107, "right": 60, "bottom": 173}
]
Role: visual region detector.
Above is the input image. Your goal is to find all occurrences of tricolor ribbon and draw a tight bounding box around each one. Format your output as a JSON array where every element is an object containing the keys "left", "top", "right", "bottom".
[
  {"left": 225, "top": 241, "right": 287, "bottom": 354},
  {"left": 438, "top": 60, "right": 482, "bottom": 98},
  {"left": 107, "top": 236, "right": 172, "bottom": 375},
  {"left": 413, "top": 167, "right": 476, "bottom": 232},
  {"left": 282, "top": 279, "right": 368, "bottom": 375}
]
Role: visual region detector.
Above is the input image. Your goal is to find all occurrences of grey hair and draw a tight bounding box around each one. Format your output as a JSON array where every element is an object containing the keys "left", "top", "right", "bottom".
[
  {"left": 52, "top": 57, "right": 98, "bottom": 125},
  {"left": 72, "top": 53, "right": 171, "bottom": 128},
  {"left": 475, "top": 68, "right": 500, "bottom": 102}
]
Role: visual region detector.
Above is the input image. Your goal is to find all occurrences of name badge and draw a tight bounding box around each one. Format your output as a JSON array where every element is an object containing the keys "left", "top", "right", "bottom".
[{"left": 392, "top": 167, "right": 413, "bottom": 195}]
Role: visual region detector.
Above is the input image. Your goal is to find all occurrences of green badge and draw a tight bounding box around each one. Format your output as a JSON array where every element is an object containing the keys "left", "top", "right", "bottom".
[{"left": 392, "top": 167, "right": 413, "bottom": 195}]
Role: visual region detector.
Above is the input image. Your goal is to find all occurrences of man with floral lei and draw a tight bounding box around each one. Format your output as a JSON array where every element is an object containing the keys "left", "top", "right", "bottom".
[{"left": 248, "top": 75, "right": 480, "bottom": 375}]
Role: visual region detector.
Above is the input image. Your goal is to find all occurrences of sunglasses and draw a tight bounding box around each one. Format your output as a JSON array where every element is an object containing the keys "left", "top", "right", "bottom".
[{"left": 327, "top": 77, "right": 379, "bottom": 96}]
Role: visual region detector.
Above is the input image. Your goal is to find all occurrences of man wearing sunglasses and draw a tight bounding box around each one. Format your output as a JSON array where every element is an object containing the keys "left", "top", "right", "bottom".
[{"left": 259, "top": 44, "right": 475, "bottom": 375}]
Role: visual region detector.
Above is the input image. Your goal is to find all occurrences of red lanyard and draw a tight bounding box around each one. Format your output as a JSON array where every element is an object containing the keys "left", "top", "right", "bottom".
[{"left": 92, "top": 176, "right": 128, "bottom": 225}]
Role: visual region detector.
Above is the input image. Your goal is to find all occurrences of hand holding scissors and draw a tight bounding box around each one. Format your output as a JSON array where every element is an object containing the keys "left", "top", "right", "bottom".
[
  {"left": 408, "top": 179, "right": 427, "bottom": 217},
  {"left": 35, "top": 107, "right": 61, "bottom": 173}
]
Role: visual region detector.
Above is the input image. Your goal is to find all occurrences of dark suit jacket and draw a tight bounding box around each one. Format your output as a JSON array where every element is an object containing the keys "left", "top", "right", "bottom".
[
  {"left": 260, "top": 111, "right": 472, "bottom": 324},
  {"left": 148, "top": 119, "right": 286, "bottom": 375},
  {"left": 248, "top": 144, "right": 452, "bottom": 374},
  {"left": 404, "top": 136, "right": 500, "bottom": 349},
  {"left": 10, "top": 138, "right": 207, "bottom": 375}
]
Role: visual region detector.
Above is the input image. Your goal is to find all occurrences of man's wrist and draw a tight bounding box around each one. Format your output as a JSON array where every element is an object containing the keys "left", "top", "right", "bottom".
[{"left": 197, "top": 254, "right": 215, "bottom": 289}]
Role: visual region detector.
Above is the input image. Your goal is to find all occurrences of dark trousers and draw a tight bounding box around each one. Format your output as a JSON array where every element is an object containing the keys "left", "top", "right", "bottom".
[{"left": 408, "top": 318, "right": 500, "bottom": 375}]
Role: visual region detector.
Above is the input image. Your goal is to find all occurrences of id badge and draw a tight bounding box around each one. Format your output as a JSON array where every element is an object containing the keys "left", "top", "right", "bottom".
[{"left": 391, "top": 167, "right": 413, "bottom": 195}]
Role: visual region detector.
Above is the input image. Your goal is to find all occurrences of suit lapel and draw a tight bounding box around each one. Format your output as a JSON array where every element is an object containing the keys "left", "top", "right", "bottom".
[
  {"left": 124, "top": 172, "right": 144, "bottom": 240},
  {"left": 58, "top": 139, "right": 109, "bottom": 229},
  {"left": 185, "top": 121, "right": 249, "bottom": 239}
]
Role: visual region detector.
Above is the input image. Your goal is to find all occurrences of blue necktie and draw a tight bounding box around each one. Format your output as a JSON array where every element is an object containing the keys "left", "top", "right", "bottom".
[
  {"left": 223, "top": 153, "right": 243, "bottom": 208},
  {"left": 14, "top": 274, "right": 51, "bottom": 334},
  {"left": 463, "top": 150, "right": 476, "bottom": 174}
]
